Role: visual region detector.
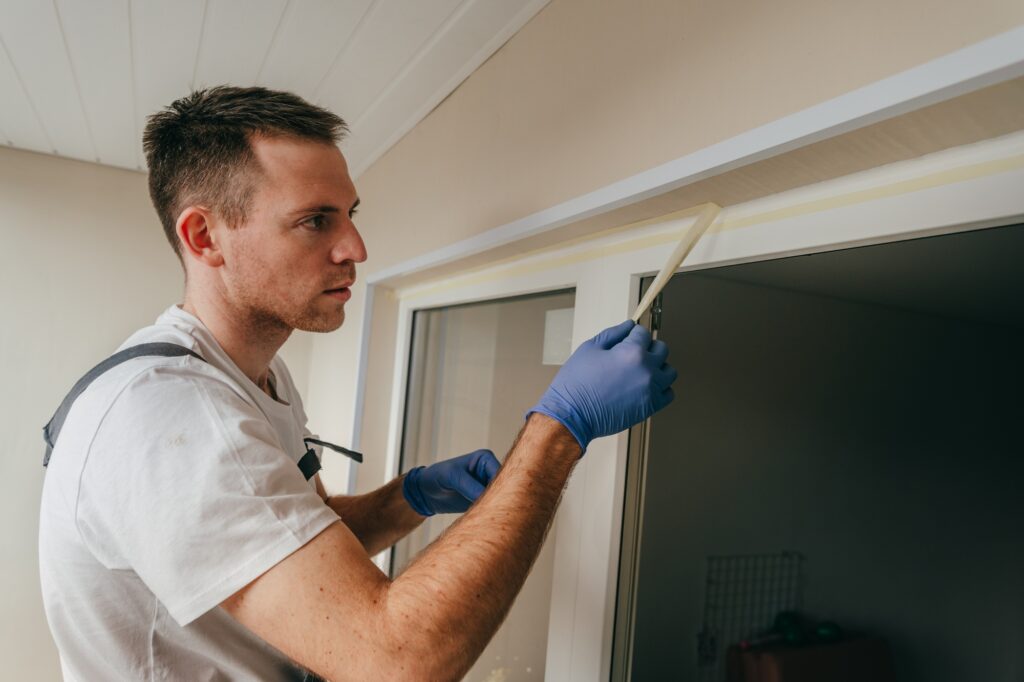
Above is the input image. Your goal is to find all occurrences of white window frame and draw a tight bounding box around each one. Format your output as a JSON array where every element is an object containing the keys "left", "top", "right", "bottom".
[
  {"left": 353, "top": 29, "right": 1024, "bottom": 680},
  {"left": 373, "top": 131, "right": 1024, "bottom": 680}
]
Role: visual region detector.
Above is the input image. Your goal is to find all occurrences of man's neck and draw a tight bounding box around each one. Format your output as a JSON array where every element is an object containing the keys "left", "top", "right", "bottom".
[{"left": 181, "top": 295, "right": 291, "bottom": 393}]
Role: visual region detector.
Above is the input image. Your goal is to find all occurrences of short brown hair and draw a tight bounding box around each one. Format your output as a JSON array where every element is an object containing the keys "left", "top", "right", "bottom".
[{"left": 143, "top": 85, "right": 348, "bottom": 262}]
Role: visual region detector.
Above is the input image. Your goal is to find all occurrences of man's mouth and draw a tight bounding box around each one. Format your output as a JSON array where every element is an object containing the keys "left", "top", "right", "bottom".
[
  {"left": 323, "top": 279, "right": 355, "bottom": 293},
  {"left": 323, "top": 281, "right": 354, "bottom": 301},
  {"left": 324, "top": 288, "right": 351, "bottom": 302}
]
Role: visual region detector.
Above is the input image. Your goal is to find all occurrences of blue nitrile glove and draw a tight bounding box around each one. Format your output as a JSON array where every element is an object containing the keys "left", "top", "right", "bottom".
[
  {"left": 526, "top": 320, "right": 677, "bottom": 454},
  {"left": 402, "top": 448, "right": 502, "bottom": 516}
]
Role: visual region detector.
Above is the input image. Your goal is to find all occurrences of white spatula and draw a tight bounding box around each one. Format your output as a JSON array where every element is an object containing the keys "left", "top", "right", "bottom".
[{"left": 631, "top": 202, "right": 721, "bottom": 323}]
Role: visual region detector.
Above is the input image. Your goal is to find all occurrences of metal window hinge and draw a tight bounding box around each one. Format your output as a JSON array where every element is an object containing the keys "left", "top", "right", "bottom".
[{"left": 650, "top": 293, "right": 663, "bottom": 333}]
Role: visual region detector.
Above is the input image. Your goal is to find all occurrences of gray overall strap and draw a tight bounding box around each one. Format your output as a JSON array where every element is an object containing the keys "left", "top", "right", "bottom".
[
  {"left": 41, "top": 342, "right": 343, "bottom": 481},
  {"left": 42, "top": 343, "right": 204, "bottom": 467}
]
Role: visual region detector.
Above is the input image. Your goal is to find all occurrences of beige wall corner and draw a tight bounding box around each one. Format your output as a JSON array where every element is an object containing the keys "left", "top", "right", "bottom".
[{"left": 355, "top": 285, "right": 400, "bottom": 495}]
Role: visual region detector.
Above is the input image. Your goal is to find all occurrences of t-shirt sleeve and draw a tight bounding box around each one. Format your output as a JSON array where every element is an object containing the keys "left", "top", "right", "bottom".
[{"left": 75, "top": 361, "right": 340, "bottom": 627}]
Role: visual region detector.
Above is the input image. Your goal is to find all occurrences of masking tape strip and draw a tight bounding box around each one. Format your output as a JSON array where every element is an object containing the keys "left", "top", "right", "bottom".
[
  {"left": 401, "top": 151, "right": 1024, "bottom": 302},
  {"left": 712, "top": 152, "right": 1024, "bottom": 234}
]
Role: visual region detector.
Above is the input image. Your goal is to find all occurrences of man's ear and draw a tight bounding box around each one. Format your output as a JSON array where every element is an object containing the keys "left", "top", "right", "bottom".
[{"left": 176, "top": 206, "right": 224, "bottom": 267}]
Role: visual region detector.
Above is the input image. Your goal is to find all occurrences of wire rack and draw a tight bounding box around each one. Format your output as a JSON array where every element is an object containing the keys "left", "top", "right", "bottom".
[{"left": 696, "top": 551, "right": 805, "bottom": 682}]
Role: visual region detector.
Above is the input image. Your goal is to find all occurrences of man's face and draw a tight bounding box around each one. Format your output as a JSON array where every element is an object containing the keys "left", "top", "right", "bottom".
[{"left": 216, "top": 135, "right": 367, "bottom": 334}]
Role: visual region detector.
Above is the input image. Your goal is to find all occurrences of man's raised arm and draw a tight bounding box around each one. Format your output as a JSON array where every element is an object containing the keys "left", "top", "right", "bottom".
[{"left": 221, "top": 321, "right": 675, "bottom": 680}]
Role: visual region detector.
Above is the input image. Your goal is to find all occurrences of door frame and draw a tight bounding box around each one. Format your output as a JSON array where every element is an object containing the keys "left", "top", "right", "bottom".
[{"left": 369, "top": 129, "right": 1024, "bottom": 680}]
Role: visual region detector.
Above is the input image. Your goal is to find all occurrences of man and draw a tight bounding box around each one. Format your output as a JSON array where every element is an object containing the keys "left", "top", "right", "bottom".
[{"left": 38, "top": 86, "right": 677, "bottom": 680}]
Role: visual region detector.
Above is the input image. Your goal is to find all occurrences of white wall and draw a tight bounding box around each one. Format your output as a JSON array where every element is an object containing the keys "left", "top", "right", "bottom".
[
  {"left": 0, "top": 146, "right": 316, "bottom": 678},
  {"left": 630, "top": 272, "right": 1024, "bottom": 680}
]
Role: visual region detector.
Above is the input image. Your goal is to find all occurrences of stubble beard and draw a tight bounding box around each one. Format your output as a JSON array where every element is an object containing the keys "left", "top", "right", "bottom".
[
  {"left": 234, "top": 278, "right": 346, "bottom": 340},
  {"left": 290, "top": 303, "right": 346, "bottom": 333},
  {"left": 247, "top": 298, "right": 346, "bottom": 336}
]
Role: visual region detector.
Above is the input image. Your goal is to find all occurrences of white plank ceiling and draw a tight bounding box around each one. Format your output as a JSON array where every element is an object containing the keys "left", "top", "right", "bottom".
[{"left": 0, "top": 0, "right": 549, "bottom": 177}]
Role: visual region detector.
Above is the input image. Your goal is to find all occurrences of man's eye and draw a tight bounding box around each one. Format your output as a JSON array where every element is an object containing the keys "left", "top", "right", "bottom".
[{"left": 302, "top": 215, "right": 326, "bottom": 231}]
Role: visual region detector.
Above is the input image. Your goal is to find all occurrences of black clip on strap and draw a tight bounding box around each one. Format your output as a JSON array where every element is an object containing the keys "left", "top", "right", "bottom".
[{"left": 298, "top": 438, "right": 363, "bottom": 482}]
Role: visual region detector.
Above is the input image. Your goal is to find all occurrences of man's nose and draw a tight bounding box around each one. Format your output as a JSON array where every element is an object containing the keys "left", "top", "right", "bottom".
[{"left": 331, "top": 223, "right": 367, "bottom": 264}]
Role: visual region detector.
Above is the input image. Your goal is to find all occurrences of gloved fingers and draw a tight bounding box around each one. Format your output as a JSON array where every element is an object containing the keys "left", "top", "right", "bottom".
[
  {"left": 621, "top": 323, "right": 653, "bottom": 349},
  {"left": 649, "top": 339, "right": 669, "bottom": 364},
  {"left": 654, "top": 363, "right": 678, "bottom": 389},
  {"left": 447, "top": 467, "right": 486, "bottom": 502},
  {"left": 471, "top": 449, "right": 501, "bottom": 484},
  {"left": 590, "top": 320, "right": 636, "bottom": 349},
  {"left": 654, "top": 386, "right": 676, "bottom": 411}
]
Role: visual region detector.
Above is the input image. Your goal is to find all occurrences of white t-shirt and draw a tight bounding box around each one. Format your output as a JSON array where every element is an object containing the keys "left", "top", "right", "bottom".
[{"left": 38, "top": 305, "right": 340, "bottom": 681}]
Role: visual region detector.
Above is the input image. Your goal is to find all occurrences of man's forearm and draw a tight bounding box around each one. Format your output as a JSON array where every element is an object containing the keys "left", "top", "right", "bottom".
[
  {"left": 327, "top": 477, "right": 425, "bottom": 557},
  {"left": 378, "top": 413, "right": 581, "bottom": 679}
]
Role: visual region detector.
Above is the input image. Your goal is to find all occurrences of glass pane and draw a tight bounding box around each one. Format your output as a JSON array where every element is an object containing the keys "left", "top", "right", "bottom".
[
  {"left": 617, "top": 224, "right": 1024, "bottom": 681},
  {"left": 394, "top": 289, "right": 576, "bottom": 681}
]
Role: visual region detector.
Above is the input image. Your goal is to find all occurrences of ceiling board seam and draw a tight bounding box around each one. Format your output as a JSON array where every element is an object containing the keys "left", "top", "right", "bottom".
[
  {"left": 311, "top": 0, "right": 382, "bottom": 105},
  {"left": 351, "top": 0, "right": 476, "bottom": 132},
  {"left": 191, "top": 0, "right": 210, "bottom": 90},
  {"left": 255, "top": 0, "right": 292, "bottom": 85},
  {"left": 52, "top": 0, "right": 99, "bottom": 162},
  {"left": 0, "top": 30, "right": 55, "bottom": 153}
]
